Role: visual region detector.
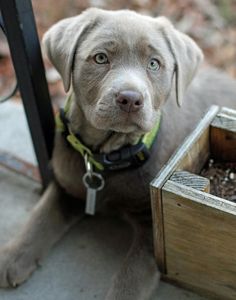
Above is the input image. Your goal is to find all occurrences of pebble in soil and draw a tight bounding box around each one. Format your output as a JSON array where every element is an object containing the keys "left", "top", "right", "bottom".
[{"left": 201, "top": 159, "right": 236, "bottom": 202}]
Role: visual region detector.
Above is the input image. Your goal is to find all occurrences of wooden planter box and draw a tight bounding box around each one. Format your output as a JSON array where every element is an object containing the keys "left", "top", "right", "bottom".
[{"left": 150, "top": 106, "right": 236, "bottom": 300}]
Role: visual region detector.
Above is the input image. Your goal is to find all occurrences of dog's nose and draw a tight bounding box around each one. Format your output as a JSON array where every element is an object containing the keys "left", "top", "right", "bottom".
[{"left": 116, "top": 90, "right": 144, "bottom": 113}]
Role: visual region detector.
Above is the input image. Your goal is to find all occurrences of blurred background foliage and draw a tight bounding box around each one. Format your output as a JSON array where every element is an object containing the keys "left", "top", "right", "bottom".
[{"left": 0, "top": 0, "right": 236, "bottom": 104}]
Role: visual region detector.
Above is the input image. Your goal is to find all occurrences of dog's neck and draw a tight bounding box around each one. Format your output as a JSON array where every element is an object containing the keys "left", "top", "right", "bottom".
[{"left": 67, "top": 95, "right": 142, "bottom": 154}]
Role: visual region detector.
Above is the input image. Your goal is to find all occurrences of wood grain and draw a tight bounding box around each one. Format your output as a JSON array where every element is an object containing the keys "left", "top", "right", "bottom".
[
  {"left": 170, "top": 171, "right": 210, "bottom": 192},
  {"left": 150, "top": 187, "right": 166, "bottom": 273},
  {"left": 162, "top": 180, "right": 236, "bottom": 300},
  {"left": 210, "top": 110, "right": 236, "bottom": 162}
]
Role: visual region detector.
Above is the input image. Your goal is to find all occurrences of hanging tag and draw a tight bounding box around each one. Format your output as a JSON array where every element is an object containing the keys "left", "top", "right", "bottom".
[
  {"left": 85, "top": 187, "right": 97, "bottom": 215},
  {"left": 82, "top": 154, "right": 105, "bottom": 215}
]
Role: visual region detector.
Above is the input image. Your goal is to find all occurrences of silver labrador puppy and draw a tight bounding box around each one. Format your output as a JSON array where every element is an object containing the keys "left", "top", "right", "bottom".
[{"left": 0, "top": 8, "right": 235, "bottom": 300}]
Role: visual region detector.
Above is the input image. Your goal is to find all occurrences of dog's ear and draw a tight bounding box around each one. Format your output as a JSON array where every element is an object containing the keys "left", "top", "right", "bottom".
[
  {"left": 42, "top": 8, "right": 101, "bottom": 92},
  {"left": 157, "top": 17, "right": 204, "bottom": 107}
]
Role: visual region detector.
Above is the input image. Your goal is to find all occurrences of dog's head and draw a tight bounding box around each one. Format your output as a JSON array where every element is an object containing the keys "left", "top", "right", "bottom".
[{"left": 43, "top": 8, "right": 203, "bottom": 134}]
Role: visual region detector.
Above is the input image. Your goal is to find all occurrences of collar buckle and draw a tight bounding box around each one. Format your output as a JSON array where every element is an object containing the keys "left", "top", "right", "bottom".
[{"left": 95, "top": 142, "right": 150, "bottom": 171}]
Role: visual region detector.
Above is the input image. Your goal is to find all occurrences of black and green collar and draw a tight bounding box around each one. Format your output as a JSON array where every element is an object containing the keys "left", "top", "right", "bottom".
[{"left": 56, "top": 95, "right": 161, "bottom": 172}]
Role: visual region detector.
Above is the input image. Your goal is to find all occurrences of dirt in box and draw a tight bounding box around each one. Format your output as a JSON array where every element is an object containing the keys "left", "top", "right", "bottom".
[{"left": 201, "top": 160, "right": 236, "bottom": 202}]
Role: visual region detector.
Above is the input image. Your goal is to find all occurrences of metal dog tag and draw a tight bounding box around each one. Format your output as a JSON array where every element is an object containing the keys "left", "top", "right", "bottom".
[
  {"left": 83, "top": 154, "right": 104, "bottom": 215},
  {"left": 83, "top": 172, "right": 105, "bottom": 215},
  {"left": 85, "top": 187, "right": 97, "bottom": 215}
]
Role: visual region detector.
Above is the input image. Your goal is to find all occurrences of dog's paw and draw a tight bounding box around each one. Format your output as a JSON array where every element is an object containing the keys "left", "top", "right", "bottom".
[{"left": 0, "top": 244, "right": 40, "bottom": 288}]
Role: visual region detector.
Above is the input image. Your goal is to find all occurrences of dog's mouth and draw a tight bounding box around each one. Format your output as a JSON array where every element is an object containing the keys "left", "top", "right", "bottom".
[
  {"left": 92, "top": 108, "right": 154, "bottom": 134},
  {"left": 113, "top": 112, "right": 146, "bottom": 131},
  {"left": 88, "top": 92, "right": 155, "bottom": 134}
]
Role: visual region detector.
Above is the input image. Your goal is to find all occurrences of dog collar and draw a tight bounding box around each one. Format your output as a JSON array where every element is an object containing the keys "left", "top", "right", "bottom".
[{"left": 55, "top": 95, "right": 161, "bottom": 172}]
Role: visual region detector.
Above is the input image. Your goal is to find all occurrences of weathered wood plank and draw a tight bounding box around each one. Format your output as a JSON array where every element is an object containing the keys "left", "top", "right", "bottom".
[
  {"left": 150, "top": 188, "right": 166, "bottom": 273},
  {"left": 150, "top": 105, "right": 219, "bottom": 275},
  {"left": 221, "top": 107, "right": 236, "bottom": 119},
  {"left": 210, "top": 110, "right": 236, "bottom": 162},
  {"left": 164, "top": 180, "right": 236, "bottom": 215},
  {"left": 214, "top": 106, "right": 236, "bottom": 129},
  {"left": 151, "top": 171, "right": 210, "bottom": 274},
  {"left": 210, "top": 126, "right": 236, "bottom": 162},
  {"left": 176, "top": 128, "right": 210, "bottom": 174},
  {"left": 162, "top": 180, "right": 236, "bottom": 300},
  {"left": 170, "top": 171, "right": 210, "bottom": 192}
]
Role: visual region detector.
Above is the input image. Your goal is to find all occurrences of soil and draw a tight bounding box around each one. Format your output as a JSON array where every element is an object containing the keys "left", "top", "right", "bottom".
[{"left": 201, "top": 159, "right": 236, "bottom": 202}]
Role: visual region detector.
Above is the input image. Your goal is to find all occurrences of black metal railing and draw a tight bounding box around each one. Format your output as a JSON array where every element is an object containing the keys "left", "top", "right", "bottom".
[
  {"left": 0, "top": 0, "right": 55, "bottom": 188},
  {"left": 0, "top": 14, "right": 18, "bottom": 103}
]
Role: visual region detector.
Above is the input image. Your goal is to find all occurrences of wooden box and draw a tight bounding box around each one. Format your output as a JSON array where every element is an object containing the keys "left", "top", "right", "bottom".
[{"left": 150, "top": 106, "right": 236, "bottom": 300}]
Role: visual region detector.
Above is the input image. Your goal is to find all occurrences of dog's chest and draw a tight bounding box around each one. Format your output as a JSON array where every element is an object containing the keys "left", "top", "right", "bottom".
[{"left": 52, "top": 134, "right": 157, "bottom": 211}]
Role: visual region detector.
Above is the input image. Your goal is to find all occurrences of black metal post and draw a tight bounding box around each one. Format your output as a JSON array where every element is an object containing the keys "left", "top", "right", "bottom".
[{"left": 0, "top": 0, "right": 55, "bottom": 188}]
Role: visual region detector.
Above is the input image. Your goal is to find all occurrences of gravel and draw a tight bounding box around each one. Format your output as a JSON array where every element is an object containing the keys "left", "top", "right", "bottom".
[{"left": 201, "top": 159, "right": 236, "bottom": 202}]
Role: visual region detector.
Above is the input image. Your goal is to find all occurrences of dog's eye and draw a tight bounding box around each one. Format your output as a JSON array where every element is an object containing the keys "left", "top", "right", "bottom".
[
  {"left": 94, "top": 53, "right": 109, "bottom": 64},
  {"left": 147, "top": 59, "right": 160, "bottom": 71}
]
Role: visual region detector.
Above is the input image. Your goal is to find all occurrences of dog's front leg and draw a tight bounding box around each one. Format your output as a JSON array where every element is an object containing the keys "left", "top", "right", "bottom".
[
  {"left": 0, "top": 181, "right": 84, "bottom": 288},
  {"left": 105, "top": 213, "right": 160, "bottom": 300}
]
